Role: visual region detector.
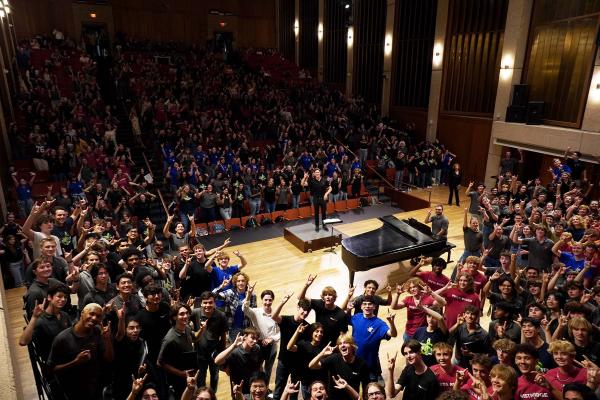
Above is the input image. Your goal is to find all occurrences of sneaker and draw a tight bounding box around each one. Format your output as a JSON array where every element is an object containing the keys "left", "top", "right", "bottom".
[
  {"left": 322, "top": 224, "right": 329, "bottom": 231},
  {"left": 315, "top": 226, "right": 320, "bottom": 232}
]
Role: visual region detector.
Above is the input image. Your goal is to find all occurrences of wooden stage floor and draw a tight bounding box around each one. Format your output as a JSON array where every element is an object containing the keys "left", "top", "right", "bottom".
[{"left": 7, "top": 186, "right": 474, "bottom": 399}]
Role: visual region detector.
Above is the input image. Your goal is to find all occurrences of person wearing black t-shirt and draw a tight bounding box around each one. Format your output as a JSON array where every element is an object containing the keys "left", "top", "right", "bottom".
[
  {"left": 272, "top": 294, "right": 312, "bottom": 400},
  {"left": 301, "top": 169, "right": 331, "bottom": 232},
  {"left": 386, "top": 339, "right": 440, "bottom": 400},
  {"left": 298, "top": 274, "right": 350, "bottom": 346}
]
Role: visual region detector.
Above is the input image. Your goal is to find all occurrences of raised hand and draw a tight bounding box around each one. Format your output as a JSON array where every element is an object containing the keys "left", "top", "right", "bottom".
[
  {"left": 32, "top": 299, "right": 47, "bottom": 318},
  {"left": 306, "top": 274, "right": 317, "bottom": 286},
  {"left": 75, "top": 350, "right": 92, "bottom": 365},
  {"left": 386, "top": 312, "right": 396, "bottom": 324},
  {"left": 332, "top": 375, "right": 349, "bottom": 389},
  {"left": 282, "top": 292, "right": 294, "bottom": 302},
  {"left": 285, "top": 376, "right": 300, "bottom": 394},
  {"left": 248, "top": 281, "right": 257, "bottom": 294},
  {"left": 322, "top": 341, "right": 336, "bottom": 357},
  {"left": 131, "top": 373, "right": 148, "bottom": 394},
  {"left": 387, "top": 351, "right": 397, "bottom": 371},
  {"left": 117, "top": 303, "right": 127, "bottom": 320},
  {"left": 233, "top": 332, "right": 244, "bottom": 347},
  {"left": 232, "top": 380, "right": 244, "bottom": 395},
  {"left": 101, "top": 321, "right": 112, "bottom": 339},
  {"left": 347, "top": 285, "right": 355, "bottom": 298}
]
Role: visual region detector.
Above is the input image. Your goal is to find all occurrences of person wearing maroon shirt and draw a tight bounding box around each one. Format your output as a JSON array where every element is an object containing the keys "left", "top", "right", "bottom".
[
  {"left": 514, "top": 343, "right": 558, "bottom": 400},
  {"left": 409, "top": 257, "right": 450, "bottom": 291},
  {"left": 453, "top": 354, "right": 492, "bottom": 400},
  {"left": 430, "top": 342, "right": 465, "bottom": 392},
  {"left": 435, "top": 272, "right": 482, "bottom": 329},
  {"left": 392, "top": 277, "right": 446, "bottom": 341},
  {"left": 544, "top": 341, "right": 587, "bottom": 393}
]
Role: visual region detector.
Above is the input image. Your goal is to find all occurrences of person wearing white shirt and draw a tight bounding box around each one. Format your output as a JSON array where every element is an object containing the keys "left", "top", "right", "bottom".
[{"left": 243, "top": 286, "right": 281, "bottom": 383}]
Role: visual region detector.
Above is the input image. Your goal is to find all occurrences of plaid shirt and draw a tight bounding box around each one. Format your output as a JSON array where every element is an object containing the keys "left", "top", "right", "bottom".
[{"left": 214, "top": 288, "right": 257, "bottom": 328}]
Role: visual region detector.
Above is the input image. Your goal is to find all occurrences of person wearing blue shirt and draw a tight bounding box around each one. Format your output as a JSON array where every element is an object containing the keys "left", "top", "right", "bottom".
[
  {"left": 549, "top": 157, "right": 572, "bottom": 182},
  {"left": 350, "top": 295, "right": 397, "bottom": 381},
  {"left": 11, "top": 171, "right": 36, "bottom": 218},
  {"left": 552, "top": 239, "right": 586, "bottom": 272},
  {"left": 206, "top": 250, "right": 247, "bottom": 307}
]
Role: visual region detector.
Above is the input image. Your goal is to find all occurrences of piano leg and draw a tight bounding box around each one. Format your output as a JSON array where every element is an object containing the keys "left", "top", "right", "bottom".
[
  {"left": 348, "top": 270, "right": 355, "bottom": 286},
  {"left": 446, "top": 249, "right": 451, "bottom": 262}
]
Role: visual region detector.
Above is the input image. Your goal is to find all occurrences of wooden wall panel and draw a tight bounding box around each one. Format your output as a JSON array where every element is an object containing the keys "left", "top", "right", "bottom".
[
  {"left": 278, "top": 0, "right": 295, "bottom": 61},
  {"left": 441, "top": 0, "right": 508, "bottom": 116},
  {"left": 299, "top": 0, "right": 318, "bottom": 74},
  {"left": 323, "top": 0, "right": 347, "bottom": 87},
  {"left": 436, "top": 114, "right": 493, "bottom": 183},
  {"left": 523, "top": 0, "right": 600, "bottom": 128},
  {"left": 12, "top": 0, "right": 275, "bottom": 48},
  {"left": 391, "top": 0, "right": 437, "bottom": 109},
  {"left": 353, "top": 0, "right": 387, "bottom": 104}
]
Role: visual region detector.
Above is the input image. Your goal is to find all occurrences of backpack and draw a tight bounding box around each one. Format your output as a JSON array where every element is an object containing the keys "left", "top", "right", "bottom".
[
  {"left": 213, "top": 223, "right": 225, "bottom": 234},
  {"left": 245, "top": 217, "right": 258, "bottom": 228}
]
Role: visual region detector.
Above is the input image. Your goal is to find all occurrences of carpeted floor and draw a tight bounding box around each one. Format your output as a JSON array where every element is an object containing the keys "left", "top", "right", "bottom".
[{"left": 199, "top": 202, "right": 402, "bottom": 248}]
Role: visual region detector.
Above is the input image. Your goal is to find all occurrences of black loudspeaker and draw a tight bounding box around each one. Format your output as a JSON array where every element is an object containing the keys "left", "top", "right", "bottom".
[
  {"left": 512, "top": 84, "right": 529, "bottom": 107},
  {"left": 506, "top": 105, "right": 527, "bottom": 123},
  {"left": 526, "top": 101, "right": 544, "bottom": 125}
]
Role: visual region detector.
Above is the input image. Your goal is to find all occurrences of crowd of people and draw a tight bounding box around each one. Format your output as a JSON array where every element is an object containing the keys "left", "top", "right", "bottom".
[{"left": 2, "top": 33, "right": 600, "bottom": 400}]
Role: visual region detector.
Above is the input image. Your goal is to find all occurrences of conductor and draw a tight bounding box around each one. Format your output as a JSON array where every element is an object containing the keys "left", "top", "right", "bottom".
[{"left": 302, "top": 169, "right": 331, "bottom": 232}]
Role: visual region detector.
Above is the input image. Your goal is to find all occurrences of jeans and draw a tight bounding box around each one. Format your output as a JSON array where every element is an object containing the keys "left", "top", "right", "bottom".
[
  {"left": 249, "top": 198, "right": 261, "bottom": 216},
  {"left": 433, "top": 168, "right": 442, "bottom": 185},
  {"left": 395, "top": 170, "right": 404, "bottom": 189},
  {"left": 448, "top": 185, "right": 460, "bottom": 206},
  {"left": 179, "top": 211, "right": 191, "bottom": 231},
  {"left": 359, "top": 149, "right": 368, "bottom": 165},
  {"left": 17, "top": 198, "right": 33, "bottom": 218},
  {"left": 265, "top": 201, "right": 276, "bottom": 213},
  {"left": 339, "top": 191, "right": 348, "bottom": 200},
  {"left": 329, "top": 193, "right": 340, "bottom": 203},
  {"left": 273, "top": 359, "right": 298, "bottom": 400},
  {"left": 219, "top": 207, "right": 232, "bottom": 220},
  {"left": 402, "top": 332, "right": 412, "bottom": 342},
  {"left": 9, "top": 260, "right": 24, "bottom": 287},
  {"left": 291, "top": 194, "right": 300, "bottom": 209}
]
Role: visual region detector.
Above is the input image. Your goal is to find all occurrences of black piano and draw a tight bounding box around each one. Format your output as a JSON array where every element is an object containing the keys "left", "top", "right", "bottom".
[{"left": 341, "top": 215, "right": 455, "bottom": 284}]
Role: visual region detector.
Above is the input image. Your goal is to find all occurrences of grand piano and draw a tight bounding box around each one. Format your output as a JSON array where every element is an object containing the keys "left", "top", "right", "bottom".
[{"left": 341, "top": 215, "right": 455, "bottom": 284}]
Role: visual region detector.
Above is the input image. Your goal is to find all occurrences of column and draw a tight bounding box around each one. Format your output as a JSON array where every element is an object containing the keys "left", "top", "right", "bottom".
[
  {"left": 317, "top": 0, "right": 324, "bottom": 82},
  {"left": 345, "top": 24, "right": 353, "bottom": 95},
  {"left": 483, "top": 0, "right": 533, "bottom": 188},
  {"left": 380, "top": 0, "right": 395, "bottom": 116},
  {"left": 294, "top": 0, "right": 300, "bottom": 65},
  {"left": 425, "top": 0, "right": 449, "bottom": 141}
]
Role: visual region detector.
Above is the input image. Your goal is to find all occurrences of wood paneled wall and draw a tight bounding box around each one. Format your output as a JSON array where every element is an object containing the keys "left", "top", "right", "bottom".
[
  {"left": 523, "top": 0, "right": 600, "bottom": 128},
  {"left": 323, "top": 0, "right": 347, "bottom": 88},
  {"left": 441, "top": 0, "right": 508, "bottom": 116},
  {"left": 12, "top": 0, "right": 275, "bottom": 48},
  {"left": 436, "top": 114, "right": 493, "bottom": 182},
  {"left": 353, "top": 0, "right": 386, "bottom": 105},
  {"left": 391, "top": 0, "right": 437, "bottom": 109},
  {"left": 299, "top": 0, "right": 318, "bottom": 74},
  {"left": 278, "top": 0, "right": 295, "bottom": 62}
]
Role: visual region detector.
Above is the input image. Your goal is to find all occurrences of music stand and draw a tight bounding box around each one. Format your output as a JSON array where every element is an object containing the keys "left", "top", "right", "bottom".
[{"left": 323, "top": 217, "right": 343, "bottom": 254}]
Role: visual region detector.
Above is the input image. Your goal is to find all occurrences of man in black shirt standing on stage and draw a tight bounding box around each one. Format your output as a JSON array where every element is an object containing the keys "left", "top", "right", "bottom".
[{"left": 301, "top": 169, "right": 332, "bottom": 232}]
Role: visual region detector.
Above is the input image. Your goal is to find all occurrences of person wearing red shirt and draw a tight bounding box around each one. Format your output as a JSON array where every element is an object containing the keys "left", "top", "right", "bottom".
[
  {"left": 430, "top": 342, "right": 464, "bottom": 392},
  {"left": 392, "top": 277, "right": 446, "bottom": 341},
  {"left": 410, "top": 257, "right": 450, "bottom": 291},
  {"left": 435, "top": 272, "right": 482, "bottom": 328},
  {"left": 544, "top": 341, "right": 587, "bottom": 393},
  {"left": 514, "top": 343, "right": 558, "bottom": 400},
  {"left": 454, "top": 354, "right": 492, "bottom": 400}
]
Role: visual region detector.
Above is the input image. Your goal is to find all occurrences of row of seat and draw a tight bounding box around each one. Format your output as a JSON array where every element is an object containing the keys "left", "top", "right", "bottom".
[{"left": 195, "top": 198, "right": 363, "bottom": 234}]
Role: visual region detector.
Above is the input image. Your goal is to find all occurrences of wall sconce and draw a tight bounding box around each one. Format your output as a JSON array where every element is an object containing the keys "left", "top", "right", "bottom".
[
  {"left": 384, "top": 34, "right": 392, "bottom": 56},
  {"left": 90, "top": 12, "right": 97, "bottom": 19},
  {"left": 500, "top": 53, "right": 514, "bottom": 81},
  {"left": 294, "top": 19, "right": 299, "bottom": 37},
  {"left": 347, "top": 27, "right": 353, "bottom": 48},
  {"left": 318, "top": 23, "right": 323, "bottom": 42},
  {"left": 432, "top": 42, "right": 443, "bottom": 68},
  {"left": 590, "top": 71, "right": 600, "bottom": 103},
  {"left": 0, "top": 8, "right": 5, "bottom": 18}
]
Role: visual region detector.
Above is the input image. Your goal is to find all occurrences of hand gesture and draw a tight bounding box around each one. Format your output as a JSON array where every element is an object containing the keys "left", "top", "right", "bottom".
[
  {"left": 495, "top": 321, "right": 507, "bottom": 338},
  {"left": 223, "top": 237, "right": 232, "bottom": 247},
  {"left": 220, "top": 277, "right": 231, "bottom": 288},
  {"left": 101, "top": 321, "right": 112, "bottom": 339},
  {"left": 387, "top": 351, "right": 398, "bottom": 371},
  {"left": 386, "top": 312, "right": 396, "bottom": 324},
  {"left": 233, "top": 332, "right": 244, "bottom": 347},
  {"left": 455, "top": 369, "right": 467, "bottom": 385},
  {"left": 248, "top": 281, "right": 257, "bottom": 294},
  {"left": 233, "top": 250, "right": 241, "bottom": 257},
  {"left": 117, "top": 303, "right": 126, "bottom": 320},
  {"left": 131, "top": 373, "right": 148, "bottom": 394},
  {"left": 558, "top": 312, "right": 569, "bottom": 327},
  {"left": 282, "top": 292, "right": 294, "bottom": 302},
  {"left": 284, "top": 376, "right": 300, "bottom": 394},
  {"left": 347, "top": 285, "right": 355, "bottom": 299},
  {"left": 386, "top": 285, "right": 393, "bottom": 295},
  {"left": 32, "top": 299, "right": 47, "bottom": 318},
  {"left": 75, "top": 350, "right": 92, "bottom": 365},
  {"left": 185, "top": 370, "right": 198, "bottom": 389},
  {"left": 457, "top": 313, "right": 466, "bottom": 325},
  {"left": 232, "top": 380, "right": 244, "bottom": 395},
  {"left": 322, "top": 341, "right": 336, "bottom": 357},
  {"left": 332, "top": 375, "right": 349, "bottom": 389},
  {"left": 396, "top": 283, "right": 404, "bottom": 294},
  {"left": 490, "top": 270, "right": 501, "bottom": 281},
  {"left": 306, "top": 274, "right": 317, "bottom": 286},
  {"left": 534, "top": 372, "right": 551, "bottom": 389},
  {"left": 186, "top": 297, "right": 195, "bottom": 308}
]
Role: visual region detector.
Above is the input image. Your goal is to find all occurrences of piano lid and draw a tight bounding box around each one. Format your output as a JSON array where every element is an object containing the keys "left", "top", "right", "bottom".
[{"left": 341, "top": 216, "right": 437, "bottom": 259}]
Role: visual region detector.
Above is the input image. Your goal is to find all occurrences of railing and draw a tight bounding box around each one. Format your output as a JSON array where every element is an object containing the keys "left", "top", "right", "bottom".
[{"left": 334, "top": 138, "right": 432, "bottom": 206}]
